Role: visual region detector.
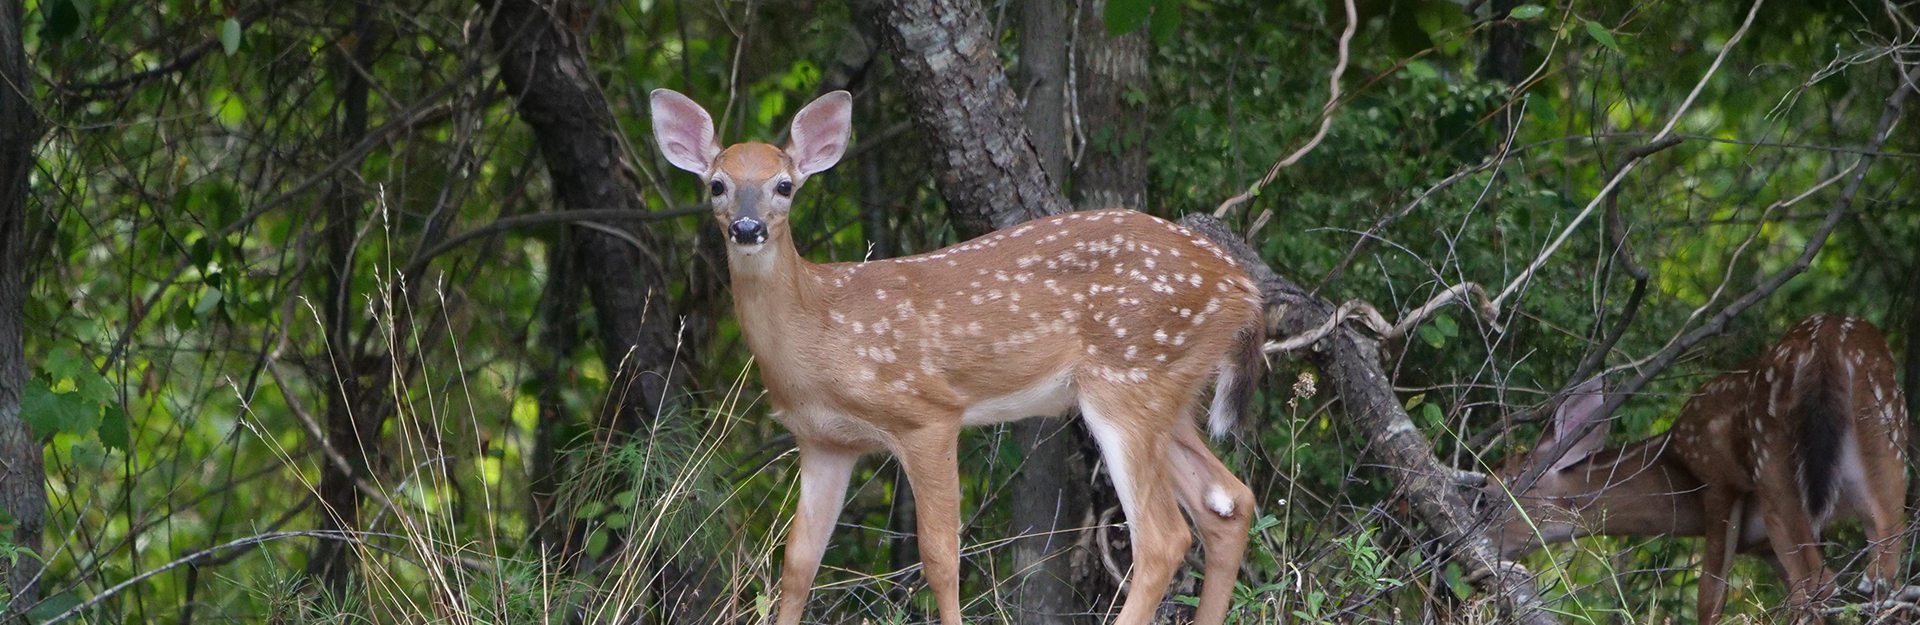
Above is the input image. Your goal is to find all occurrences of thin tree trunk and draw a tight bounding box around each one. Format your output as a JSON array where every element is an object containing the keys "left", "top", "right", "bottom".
[
  {"left": 862, "top": 0, "right": 1070, "bottom": 239},
  {"left": 1066, "top": 2, "right": 1150, "bottom": 615},
  {"left": 306, "top": 0, "right": 379, "bottom": 594},
  {"left": 529, "top": 228, "right": 581, "bottom": 562},
  {"left": 1480, "top": 0, "right": 1526, "bottom": 86},
  {"left": 1008, "top": 1, "right": 1084, "bottom": 623},
  {"left": 0, "top": 0, "right": 42, "bottom": 609}
]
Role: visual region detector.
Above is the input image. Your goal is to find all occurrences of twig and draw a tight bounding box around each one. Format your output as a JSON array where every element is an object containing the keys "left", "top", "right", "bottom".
[
  {"left": 1265, "top": 282, "right": 1496, "bottom": 353},
  {"left": 1213, "top": 0, "right": 1357, "bottom": 218}
]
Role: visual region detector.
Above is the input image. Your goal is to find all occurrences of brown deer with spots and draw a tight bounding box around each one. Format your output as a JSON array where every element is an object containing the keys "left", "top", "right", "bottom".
[
  {"left": 1484, "top": 314, "right": 1912, "bottom": 623},
  {"left": 650, "top": 89, "right": 1266, "bottom": 625}
]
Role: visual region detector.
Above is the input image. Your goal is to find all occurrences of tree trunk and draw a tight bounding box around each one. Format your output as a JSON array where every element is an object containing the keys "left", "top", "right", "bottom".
[
  {"left": 488, "top": 0, "right": 683, "bottom": 436},
  {"left": 1070, "top": 1, "right": 1149, "bottom": 213},
  {"left": 862, "top": 0, "right": 1070, "bottom": 239},
  {"left": 528, "top": 228, "right": 582, "bottom": 562},
  {"left": 1008, "top": 2, "right": 1084, "bottom": 624},
  {"left": 0, "top": 0, "right": 42, "bottom": 609},
  {"left": 306, "top": 0, "right": 380, "bottom": 594},
  {"left": 1479, "top": 0, "right": 1526, "bottom": 86},
  {"left": 486, "top": 0, "right": 718, "bottom": 619},
  {"left": 1066, "top": 2, "right": 1150, "bottom": 615}
]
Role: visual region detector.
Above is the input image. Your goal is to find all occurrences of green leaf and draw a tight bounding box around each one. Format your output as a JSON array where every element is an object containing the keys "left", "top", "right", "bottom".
[
  {"left": 1122, "top": 84, "right": 1148, "bottom": 107},
  {"left": 1404, "top": 60, "right": 1438, "bottom": 80},
  {"left": 584, "top": 529, "right": 609, "bottom": 557},
  {"left": 220, "top": 18, "right": 242, "bottom": 56},
  {"left": 1417, "top": 324, "right": 1446, "bottom": 348},
  {"left": 1149, "top": 0, "right": 1184, "bottom": 45},
  {"left": 1509, "top": 4, "right": 1547, "bottom": 19},
  {"left": 1104, "top": 0, "right": 1151, "bottom": 35},
  {"left": 172, "top": 301, "right": 197, "bottom": 331},
  {"left": 1435, "top": 312, "right": 1459, "bottom": 337},
  {"left": 98, "top": 404, "right": 129, "bottom": 452},
  {"left": 1530, "top": 95, "right": 1560, "bottom": 125},
  {"left": 70, "top": 439, "right": 106, "bottom": 470},
  {"left": 21, "top": 380, "right": 99, "bottom": 440},
  {"left": 26, "top": 593, "right": 81, "bottom": 623},
  {"left": 43, "top": 348, "right": 87, "bottom": 381},
  {"left": 1584, "top": 19, "right": 1620, "bottom": 51},
  {"left": 1422, "top": 402, "right": 1445, "bottom": 428},
  {"left": 1404, "top": 393, "right": 1426, "bottom": 411},
  {"left": 194, "top": 287, "right": 223, "bottom": 317}
]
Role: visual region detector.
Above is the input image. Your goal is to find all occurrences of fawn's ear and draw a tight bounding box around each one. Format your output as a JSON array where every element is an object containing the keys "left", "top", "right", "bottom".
[
  {"left": 1542, "top": 376, "right": 1609, "bottom": 473},
  {"left": 787, "top": 91, "right": 852, "bottom": 177},
  {"left": 650, "top": 89, "right": 721, "bottom": 177}
]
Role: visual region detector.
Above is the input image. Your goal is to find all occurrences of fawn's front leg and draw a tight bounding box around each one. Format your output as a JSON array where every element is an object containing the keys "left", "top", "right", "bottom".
[{"left": 776, "top": 442, "right": 860, "bottom": 625}]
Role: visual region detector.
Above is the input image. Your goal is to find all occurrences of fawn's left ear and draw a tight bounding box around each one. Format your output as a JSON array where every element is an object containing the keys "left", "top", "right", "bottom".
[
  {"left": 1543, "top": 376, "right": 1609, "bottom": 473},
  {"left": 650, "top": 89, "right": 721, "bottom": 178},
  {"left": 787, "top": 91, "right": 852, "bottom": 177}
]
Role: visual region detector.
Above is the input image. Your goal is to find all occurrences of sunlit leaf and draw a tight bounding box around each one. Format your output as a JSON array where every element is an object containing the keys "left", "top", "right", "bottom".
[
  {"left": 1585, "top": 19, "right": 1620, "bottom": 51},
  {"left": 221, "top": 18, "right": 242, "bottom": 56},
  {"left": 1509, "top": 5, "right": 1547, "bottom": 19},
  {"left": 1404, "top": 60, "right": 1438, "bottom": 80}
]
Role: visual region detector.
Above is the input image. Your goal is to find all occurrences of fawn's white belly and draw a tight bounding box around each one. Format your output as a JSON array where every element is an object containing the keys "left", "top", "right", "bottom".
[{"left": 961, "top": 369, "right": 1077, "bottom": 426}]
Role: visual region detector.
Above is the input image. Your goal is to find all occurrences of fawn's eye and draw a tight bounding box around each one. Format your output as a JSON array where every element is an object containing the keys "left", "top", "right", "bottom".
[
  {"left": 775, "top": 180, "right": 793, "bottom": 197},
  {"left": 709, "top": 180, "right": 727, "bottom": 196}
]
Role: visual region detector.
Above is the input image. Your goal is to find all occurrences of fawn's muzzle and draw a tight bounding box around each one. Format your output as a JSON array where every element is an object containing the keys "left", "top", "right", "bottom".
[{"left": 729, "top": 218, "right": 768, "bottom": 245}]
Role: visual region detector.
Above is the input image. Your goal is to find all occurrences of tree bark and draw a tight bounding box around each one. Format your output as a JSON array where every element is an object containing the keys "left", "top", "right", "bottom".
[
  {"left": 1008, "top": 2, "right": 1085, "bottom": 623},
  {"left": 486, "top": 0, "right": 717, "bottom": 619},
  {"left": 1179, "top": 214, "right": 1560, "bottom": 625},
  {"left": 0, "top": 0, "right": 42, "bottom": 609},
  {"left": 1480, "top": 0, "right": 1525, "bottom": 86},
  {"left": 306, "top": 0, "right": 380, "bottom": 594},
  {"left": 1066, "top": 2, "right": 1150, "bottom": 615},
  {"left": 863, "top": 0, "right": 1070, "bottom": 239},
  {"left": 488, "top": 0, "right": 683, "bottom": 436},
  {"left": 1070, "top": 0, "right": 1149, "bottom": 213}
]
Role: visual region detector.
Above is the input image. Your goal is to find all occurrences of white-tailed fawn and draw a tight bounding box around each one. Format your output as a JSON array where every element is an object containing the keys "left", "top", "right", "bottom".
[
  {"left": 650, "top": 89, "right": 1267, "bottom": 625},
  {"left": 1484, "top": 314, "right": 1911, "bottom": 623}
]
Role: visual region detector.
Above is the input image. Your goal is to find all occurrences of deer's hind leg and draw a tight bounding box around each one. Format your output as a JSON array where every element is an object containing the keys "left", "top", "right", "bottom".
[
  {"left": 1080, "top": 387, "right": 1192, "bottom": 625},
  {"left": 1166, "top": 421, "right": 1254, "bottom": 625}
]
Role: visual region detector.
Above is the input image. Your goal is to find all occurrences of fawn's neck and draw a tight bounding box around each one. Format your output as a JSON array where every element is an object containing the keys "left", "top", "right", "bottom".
[
  {"left": 1563, "top": 434, "right": 1708, "bottom": 539},
  {"left": 728, "top": 234, "right": 828, "bottom": 366}
]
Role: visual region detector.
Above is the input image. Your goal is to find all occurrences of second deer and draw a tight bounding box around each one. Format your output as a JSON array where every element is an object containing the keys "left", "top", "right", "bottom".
[
  {"left": 1484, "top": 314, "right": 1912, "bottom": 623},
  {"left": 651, "top": 89, "right": 1266, "bottom": 625}
]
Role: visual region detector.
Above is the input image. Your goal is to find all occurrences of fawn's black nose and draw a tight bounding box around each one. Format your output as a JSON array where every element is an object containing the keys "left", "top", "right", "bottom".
[{"left": 729, "top": 218, "right": 768, "bottom": 245}]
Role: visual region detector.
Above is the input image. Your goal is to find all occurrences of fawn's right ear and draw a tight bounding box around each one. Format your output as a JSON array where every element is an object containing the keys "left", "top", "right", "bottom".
[
  {"left": 1541, "top": 375, "right": 1608, "bottom": 473},
  {"left": 650, "top": 89, "right": 721, "bottom": 178}
]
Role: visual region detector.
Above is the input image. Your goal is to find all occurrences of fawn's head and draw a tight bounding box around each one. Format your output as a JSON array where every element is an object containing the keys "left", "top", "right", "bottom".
[
  {"left": 649, "top": 89, "right": 852, "bottom": 255},
  {"left": 1480, "top": 375, "right": 1610, "bottom": 556}
]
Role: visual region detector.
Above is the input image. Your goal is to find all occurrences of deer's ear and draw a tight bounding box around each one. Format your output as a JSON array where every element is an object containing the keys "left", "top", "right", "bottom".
[
  {"left": 1543, "top": 376, "right": 1609, "bottom": 473},
  {"left": 788, "top": 91, "right": 852, "bottom": 177},
  {"left": 650, "top": 89, "right": 721, "bottom": 177}
]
